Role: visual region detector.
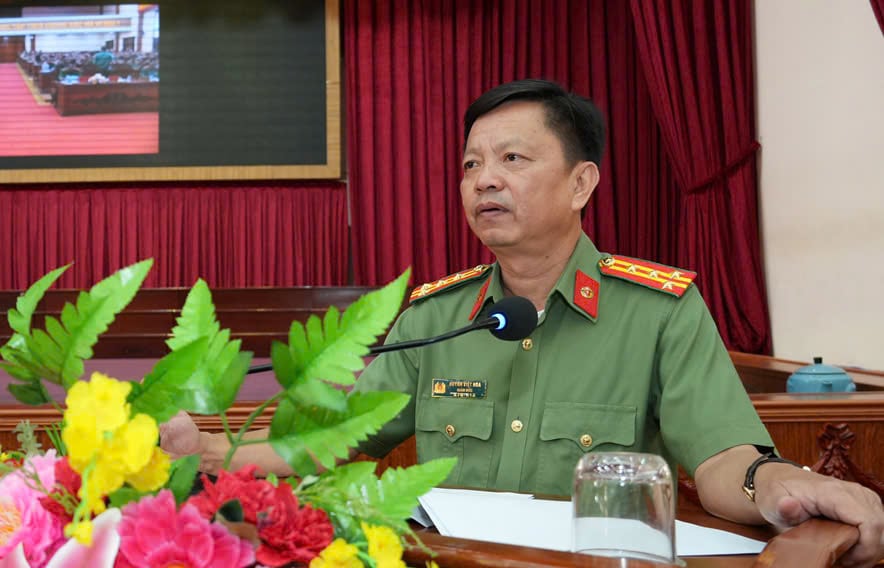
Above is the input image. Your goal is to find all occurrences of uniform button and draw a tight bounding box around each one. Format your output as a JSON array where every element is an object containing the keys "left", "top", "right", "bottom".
[
  {"left": 521, "top": 338, "right": 533, "bottom": 351},
  {"left": 511, "top": 419, "right": 524, "bottom": 433},
  {"left": 580, "top": 434, "right": 593, "bottom": 447},
  {"left": 445, "top": 424, "right": 456, "bottom": 437}
]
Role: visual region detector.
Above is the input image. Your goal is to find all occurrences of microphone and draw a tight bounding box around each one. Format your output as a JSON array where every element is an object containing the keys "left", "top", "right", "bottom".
[{"left": 245, "top": 296, "right": 538, "bottom": 374}]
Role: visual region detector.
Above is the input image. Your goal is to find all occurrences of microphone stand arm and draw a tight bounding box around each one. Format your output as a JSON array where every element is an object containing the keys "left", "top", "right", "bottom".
[{"left": 246, "top": 319, "right": 496, "bottom": 375}]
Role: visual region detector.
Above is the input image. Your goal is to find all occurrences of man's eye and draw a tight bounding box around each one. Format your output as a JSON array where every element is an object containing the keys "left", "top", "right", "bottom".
[
  {"left": 463, "top": 160, "right": 478, "bottom": 170},
  {"left": 504, "top": 153, "right": 521, "bottom": 162}
]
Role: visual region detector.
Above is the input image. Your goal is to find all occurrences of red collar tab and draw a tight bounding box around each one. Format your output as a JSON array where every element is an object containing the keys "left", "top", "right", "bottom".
[
  {"left": 468, "top": 278, "right": 491, "bottom": 321},
  {"left": 598, "top": 255, "right": 696, "bottom": 298},
  {"left": 573, "top": 270, "right": 600, "bottom": 319},
  {"left": 409, "top": 265, "right": 491, "bottom": 304}
]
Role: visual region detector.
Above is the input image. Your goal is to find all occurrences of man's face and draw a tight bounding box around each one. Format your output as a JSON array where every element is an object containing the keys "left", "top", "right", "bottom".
[{"left": 460, "top": 100, "right": 594, "bottom": 255}]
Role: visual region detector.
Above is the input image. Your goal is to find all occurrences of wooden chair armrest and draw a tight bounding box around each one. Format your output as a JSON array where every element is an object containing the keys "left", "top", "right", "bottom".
[{"left": 753, "top": 519, "right": 859, "bottom": 568}]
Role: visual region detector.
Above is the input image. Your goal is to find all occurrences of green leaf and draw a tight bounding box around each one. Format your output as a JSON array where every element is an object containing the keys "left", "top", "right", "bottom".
[
  {"left": 180, "top": 350, "right": 251, "bottom": 414},
  {"left": 129, "top": 338, "right": 209, "bottom": 422},
  {"left": 280, "top": 269, "right": 410, "bottom": 390},
  {"left": 376, "top": 459, "right": 457, "bottom": 519},
  {"left": 297, "top": 458, "right": 456, "bottom": 539},
  {"left": 269, "top": 391, "right": 410, "bottom": 476},
  {"left": 6, "top": 264, "right": 69, "bottom": 337},
  {"left": 108, "top": 486, "right": 151, "bottom": 508},
  {"left": 166, "top": 455, "right": 200, "bottom": 505},
  {"left": 166, "top": 280, "right": 220, "bottom": 351},
  {"left": 154, "top": 279, "right": 248, "bottom": 416},
  {"left": 288, "top": 379, "right": 347, "bottom": 413},
  {"left": 7, "top": 382, "right": 51, "bottom": 405},
  {"left": 3, "top": 260, "right": 153, "bottom": 389},
  {"left": 217, "top": 499, "right": 244, "bottom": 523}
]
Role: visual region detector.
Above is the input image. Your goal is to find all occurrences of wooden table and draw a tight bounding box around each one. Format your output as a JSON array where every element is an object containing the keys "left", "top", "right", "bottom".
[{"left": 403, "top": 499, "right": 858, "bottom": 568}]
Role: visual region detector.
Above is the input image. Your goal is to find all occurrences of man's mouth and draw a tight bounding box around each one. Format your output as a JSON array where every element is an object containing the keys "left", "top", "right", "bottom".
[{"left": 476, "top": 202, "right": 508, "bottom": 216}]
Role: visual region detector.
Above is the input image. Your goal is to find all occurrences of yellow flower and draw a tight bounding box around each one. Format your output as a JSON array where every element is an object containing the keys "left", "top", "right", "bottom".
[
  {"left": 126, "top": 446, "right": 170, "bottom": 492},
  {"left": 362, "top": 523, "right": 405, "bottom": 568},
  {"left": 425, "top": 562, "right": 440, "bottom": 568},
  {"left": 66, "top": 372, "right": 131, "bottom": 432},
  {"left": 64, "top": 519, "right": 93, "bottom": 545},
  {"left": 62, "top": 373, "right": 170, "bottom": 510},
  {"left": 62, "top": 410, "right": 102, "bottom": 472},
  {"left": 108, "top": 414, "right": 158, "bottom": 474},
  {"left": 310, "top": 538, "right": 364, "bottom": 568}
]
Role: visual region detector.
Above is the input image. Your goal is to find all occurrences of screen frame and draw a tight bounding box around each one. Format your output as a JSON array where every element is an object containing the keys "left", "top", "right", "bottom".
[{"left": 1, "top": 0, "right": 341, "bottom": 183}]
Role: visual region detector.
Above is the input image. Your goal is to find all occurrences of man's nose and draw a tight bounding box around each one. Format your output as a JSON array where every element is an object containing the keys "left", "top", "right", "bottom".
[{"left": 474, "top": 163, "right": 503, "bottom": 192}]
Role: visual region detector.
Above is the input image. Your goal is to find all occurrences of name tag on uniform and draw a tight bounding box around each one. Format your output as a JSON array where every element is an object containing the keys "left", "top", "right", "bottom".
[{"left": 431, "top": 378, "right": 487, "bottom": 398}]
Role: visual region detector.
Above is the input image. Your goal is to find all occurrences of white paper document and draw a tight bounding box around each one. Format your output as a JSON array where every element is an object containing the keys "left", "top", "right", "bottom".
[{"left": 416, "top": 488, "right": 765, "bottom": 557}]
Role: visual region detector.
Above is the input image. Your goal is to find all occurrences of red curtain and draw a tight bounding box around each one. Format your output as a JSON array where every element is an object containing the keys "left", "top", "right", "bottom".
[
  {"left": 0, "top": 182, "right": 348, "bottom": 289},
  {"left": 630, "top": 0, "right": 771, "bottom": 353},
  {"left": 344, "top": 0, "right": 679, "bottom": 284},
  {"left": 344, "top": 0, "right": 771, "bottom": 353},
  {"left": 873, "top": 0, "right": 884, "bottom": 34}
]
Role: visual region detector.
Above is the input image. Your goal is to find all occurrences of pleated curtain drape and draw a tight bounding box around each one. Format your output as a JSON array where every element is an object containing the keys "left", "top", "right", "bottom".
[
  {"left": 629, "top": 0, "right": 771, "bottom": 352},
  {"left": 0, "top": 182, "right": 348, "bottom": 289},
  {"left": 344, "top": 0, "right": 772, "bottom": 353},
  {"left": 873, "top": 0, "right": 884, "bottom": 34}
]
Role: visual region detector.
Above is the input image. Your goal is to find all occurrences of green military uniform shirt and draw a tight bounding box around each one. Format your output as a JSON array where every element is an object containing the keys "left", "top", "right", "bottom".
[{"left": 354, "top": 233, "right": 773, "bottom": 496}]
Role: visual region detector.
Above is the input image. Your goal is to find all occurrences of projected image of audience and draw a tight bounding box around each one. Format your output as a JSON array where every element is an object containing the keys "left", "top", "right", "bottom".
[{"left": 0, "top": 4, "right": 159, "bottom": 157}]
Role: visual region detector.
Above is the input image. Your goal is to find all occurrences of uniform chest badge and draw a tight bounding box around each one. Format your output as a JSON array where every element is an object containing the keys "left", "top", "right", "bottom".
[{"left": 431, "top": 378, "right": 487, "bottom": 399}]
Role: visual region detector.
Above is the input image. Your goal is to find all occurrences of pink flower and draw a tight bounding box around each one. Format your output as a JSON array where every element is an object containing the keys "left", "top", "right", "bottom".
[
  {"left": 114, "top": 490, "right": 254, "bottom": 568},
  {"left": 0, "top": 451, "right": 65, "bottom": 568},
  {"left": 44, "top": 508, "right": 121, "bottom": 568}
]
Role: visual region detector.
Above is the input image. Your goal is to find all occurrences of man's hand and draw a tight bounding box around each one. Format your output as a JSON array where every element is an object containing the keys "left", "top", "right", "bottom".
[
  {"left": 753, "top": 463, "right": 884, "bottom": 567},
  {"left": 158, "top": 410, "right": 205, "bottom": 459}
]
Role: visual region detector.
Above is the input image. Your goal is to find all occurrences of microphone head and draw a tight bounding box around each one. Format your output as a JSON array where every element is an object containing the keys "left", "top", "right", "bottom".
[{"left": 486, "top": 296, "right": 538, "bottom": 341}]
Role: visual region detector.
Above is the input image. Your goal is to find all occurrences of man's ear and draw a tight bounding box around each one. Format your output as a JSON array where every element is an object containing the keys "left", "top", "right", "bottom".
[{"left": 572, "top": 161, "right": 600, "bottom": 211}]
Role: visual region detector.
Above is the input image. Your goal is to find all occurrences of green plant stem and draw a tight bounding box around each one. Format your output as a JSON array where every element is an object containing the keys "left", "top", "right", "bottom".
[
  {"left": 222, "top": 390, "right": 285, "bottom": 470},
  {"left": 220, "top": 412, "right": 235, "bottom": 447}
]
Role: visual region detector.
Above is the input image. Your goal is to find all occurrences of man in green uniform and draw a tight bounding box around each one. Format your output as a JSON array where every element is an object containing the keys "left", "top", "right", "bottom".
[{"left": 162, "top": 79, "right": 883, "bottom": 565}]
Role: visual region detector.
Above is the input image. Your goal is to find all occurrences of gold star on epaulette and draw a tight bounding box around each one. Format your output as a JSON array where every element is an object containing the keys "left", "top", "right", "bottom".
[
  {"left": 598, "top": 255, "right": 697, "bottom": 298},
  {"left": 409, "top": 265, "right": 492, "bottom": 303}
]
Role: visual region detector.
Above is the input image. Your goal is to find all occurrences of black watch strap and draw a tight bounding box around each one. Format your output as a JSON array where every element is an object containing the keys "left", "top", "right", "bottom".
[{"left": 742, "top": 452, "right": 809, "bottom": 502}]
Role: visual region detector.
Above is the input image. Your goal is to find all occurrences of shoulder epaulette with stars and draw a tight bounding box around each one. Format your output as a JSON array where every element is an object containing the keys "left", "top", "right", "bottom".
[
  {"left": 598, "top": 255, "right": 696, "bottom": 298},
  {"left": 409, "top": 265, "right": 491, "bottom": 303}
]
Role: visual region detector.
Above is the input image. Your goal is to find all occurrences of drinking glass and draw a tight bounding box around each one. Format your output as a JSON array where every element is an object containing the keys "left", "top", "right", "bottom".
[{"left": 572, "top": 452, "right": 677, "bottom": 564}]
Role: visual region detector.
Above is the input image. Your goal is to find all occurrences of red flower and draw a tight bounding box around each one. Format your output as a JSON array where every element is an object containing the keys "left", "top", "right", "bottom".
[
  {"left": 255, "top": 483, "right": 334, "bottom": 567},
  {"left": 39, "top": 456, "right": 82, "bottom": 524},
  {"left": 186, "top": 465, "right": 277, "bottom": 524},
  {"left": 186, "top": 466, "right": 334, "bottom": 566}
]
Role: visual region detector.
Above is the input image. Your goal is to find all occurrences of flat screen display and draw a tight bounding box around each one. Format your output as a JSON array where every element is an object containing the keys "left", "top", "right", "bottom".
[{"left": 0, "top": 0, "right": 339, "bottom": 182}]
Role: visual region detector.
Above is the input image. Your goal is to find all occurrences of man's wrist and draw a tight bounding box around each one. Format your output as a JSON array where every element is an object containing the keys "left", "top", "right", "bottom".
[
  {"left": 742, "top": 453, "right": 810, "bottom": 502},
  {"left": 198, "top": 431, "right": 226, "bottom": 475}
]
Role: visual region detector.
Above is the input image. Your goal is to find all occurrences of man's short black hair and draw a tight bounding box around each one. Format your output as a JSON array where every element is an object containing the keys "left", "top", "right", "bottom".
[{"left": 463, "top": 79, "right": 606, "bottom": 167}]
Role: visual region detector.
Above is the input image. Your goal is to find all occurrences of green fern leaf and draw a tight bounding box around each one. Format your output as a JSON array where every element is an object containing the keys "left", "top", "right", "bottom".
[
  {"left": 6, "top": 264, "right": 69, "bottom": 337},
  {"left": 274, "top": 270, "right": 410, "bottom": 402},
  {"left": 269, "top": 391, "right": 410, "bottom": 476},
  {"left": 129, "top": 337, "right": 209, "bottom": 422},
  {"left": 13, "top": 259, "right": 153, "bottom": 388},
  {"left": 1, "top": 265, "right": 70, "bottom": 383},
  {"left": 297, "top": 458, "right": 456, "bottom": 539},
  {"left": 165, "top": 280, "right": 219, "bottom": 351},
  {"left": 134, "top": 279, "right": 248, "bottom": 418},
  {"left": 375, "top": 459, "right": 457, "bottom": 519}
]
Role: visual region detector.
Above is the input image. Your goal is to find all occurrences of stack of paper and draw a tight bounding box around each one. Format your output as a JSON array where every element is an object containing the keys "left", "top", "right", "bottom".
[{"left": 415, "top": 488, "right": 765, "bottom": 557}]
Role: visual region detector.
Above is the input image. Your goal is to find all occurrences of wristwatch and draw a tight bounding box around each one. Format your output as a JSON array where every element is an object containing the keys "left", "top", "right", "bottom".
[{"left": 742, "top": 452, "right": 811, "bottom": 502}]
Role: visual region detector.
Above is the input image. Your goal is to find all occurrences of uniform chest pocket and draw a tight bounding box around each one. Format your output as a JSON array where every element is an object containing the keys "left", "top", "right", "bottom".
[
  {"left": 536, "top": 402, "right": 637, "bottom": 495},
  {"left": 415, "top": 398, "right": 494, "bottom": 487}
]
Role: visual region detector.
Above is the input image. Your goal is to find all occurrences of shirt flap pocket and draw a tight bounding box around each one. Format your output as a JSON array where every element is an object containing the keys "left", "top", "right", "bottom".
[
  {"left": 416, "top": 398, "right": 494, "bottom": 442},
  {"left": 539, "top": 402, "right": 636, "bottom": 451}
]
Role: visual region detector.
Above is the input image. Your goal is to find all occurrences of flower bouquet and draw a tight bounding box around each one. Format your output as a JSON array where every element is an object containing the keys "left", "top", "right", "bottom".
[{"left": 0, "top": 260, "right": 454, "bottom": 567}]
